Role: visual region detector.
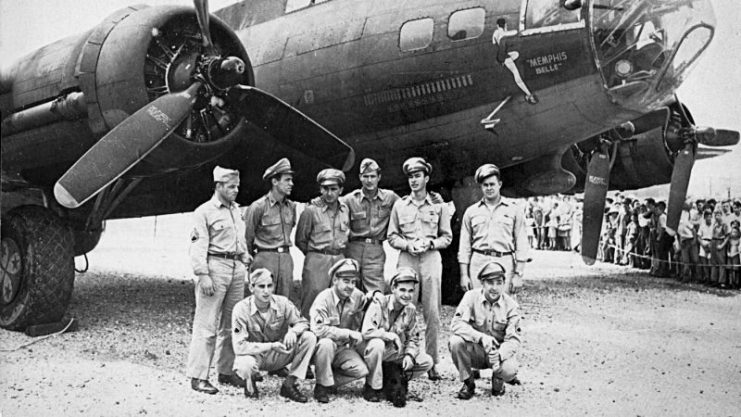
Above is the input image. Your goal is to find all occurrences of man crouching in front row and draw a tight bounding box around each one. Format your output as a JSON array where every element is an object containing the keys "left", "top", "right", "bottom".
[
  {"left": 360, "top": 267, "right": 433, "bottom": 404},
  {"left": 450, "top": 261, "right": 522, "bottom": 399},
  {"left": 231, "top": 268, "right": 316, "bottom": 402}
]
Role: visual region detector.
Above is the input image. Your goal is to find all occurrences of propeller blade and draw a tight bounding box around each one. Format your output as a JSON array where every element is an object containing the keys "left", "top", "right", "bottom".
[
  {"left": 227, "top": 85, "right": 355, "bottom": 171},
  {"left": 665, "top": 143, "right": 695, "bottom": 234},
  {"left": 54, "top": 82, "right": 202, "bottom": 209},
  {"left": 580, "top": 148, "right": 611, "bottom": 265},
  {"left": 194, "top": 0, "right": 215, "bottom": 54},
  {"left": 696, "top": 127, "right": 740, "bottom": 147}
]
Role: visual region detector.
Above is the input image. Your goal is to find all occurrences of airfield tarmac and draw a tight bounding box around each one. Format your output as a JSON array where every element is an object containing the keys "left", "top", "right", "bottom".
[{"left": 1, "top": 214, "right": 740, "bottom": 417}]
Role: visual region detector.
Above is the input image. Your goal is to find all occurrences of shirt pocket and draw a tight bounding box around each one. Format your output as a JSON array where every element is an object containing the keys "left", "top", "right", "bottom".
[
  {"left": 376, "top": 205, "right": 391, "bottom": 219},
  {"left": 421, "top": 208, "right": 440, "bottom": 236},
  {"left": 260, "top": 212, "right": 282, "bottom": 238},
  {"left": 491, "top": 320, "right": 507, "bottom": 337},
  {"left": 267, "top": 315, "right": 285, "bottom": 332},
  {"left": 471, "top": 215, "right": 488, "bottom": 235},
  {"left": 398, "top": 213, "right": 417, "bottom": 235},
  {"left": 209, "top": 218, "right": 228, "bottom": 236}
]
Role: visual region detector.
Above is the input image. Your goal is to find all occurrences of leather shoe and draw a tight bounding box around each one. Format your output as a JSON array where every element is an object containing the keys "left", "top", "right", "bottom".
[
  {"left": 314, "top": 384, "right": 331, "bottom": 403},
  {"left": 244, "top": 376, "right": 260, "bottom": 399},
  {"left": 456, "top": 378, "right": 475, "bottom": 400},
  {"left": 269, "top": 367, "right": 290, "bottom": 378},
  {"left": 280, "top": 382, "right": 308, "bottom": 403},
  {"left": 362, "top": 384, "right": 381, "bottom": 402},
  {"left": 506, "top": 376, "right": 522, "bottom": 386},
  {"left": 491, "top": 376, "right": 505, "bottom": 397},
  {"left": 218, "top": 373, "right": 246, "bottom": 388},
  {"left": 305, "top": 366, "right": 315, "bottom": 379},
  {"left": 472, "top": 369, "right": 481, "bottom": 379},
  {"left": 427, "top": 366, "right": 442, "bottom": 381},
  {"left": 253, "top": 373, "right": 264, "bottom": 382},
  {"left": 191, "top": 378, "right": 219, "bottom": 395}
]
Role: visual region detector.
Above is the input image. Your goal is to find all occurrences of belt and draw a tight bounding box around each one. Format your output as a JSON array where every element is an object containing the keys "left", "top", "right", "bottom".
[
  {"left": 207, "top": 252, "right": 243, "bottom": 260},
  {"left": 350, "top": 237, "right": 383, "bottom": 245},
  {"left": 308, "top": 248, "right": 344, "bottom": 256},
  {"left": 473, "top": 249, "right": 513, "bottom": 257},
  {"left": 255, "top": 246, "right": 291, "bottom": 253}
]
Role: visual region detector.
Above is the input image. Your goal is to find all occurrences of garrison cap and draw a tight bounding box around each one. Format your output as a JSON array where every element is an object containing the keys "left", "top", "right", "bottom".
[
  {"left": 478, "top": 261, "right": 506, "bottom": 281},
  {"left": 360, "top": 158, "right": 380, "bottom": 174},
  {"left": 329, "top": 258, "right": 360, "bottom": 279},
  {"left": 262, "top": 158, "right": 294, "bottom": 180},
  {"left": 213, "top": 166, "right": 240, "bottom": 182},
  {"left": 402, "top": 157, "right": 432, "bottom": 176},
  {"left": 317, "top": 168, "right": 345, "bottom": 186},
  {"left": 250, "top": 268, "right": 273, "bottom": 286},
  {"left": 475, "top": 163, "right": 501, "bottom": 183},
  {"left": 390, "top": 267, "right": 419, "bottom": 287}
]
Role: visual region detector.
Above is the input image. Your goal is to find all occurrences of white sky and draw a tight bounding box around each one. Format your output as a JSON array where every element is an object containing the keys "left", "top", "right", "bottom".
[{"left": 1, "top": 0, "right": 739, "bottom": 197}]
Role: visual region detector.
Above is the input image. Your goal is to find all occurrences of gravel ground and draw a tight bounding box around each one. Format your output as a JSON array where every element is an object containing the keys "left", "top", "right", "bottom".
[{"left": 1, "top": 217, "right": 740, "bottom": 416}]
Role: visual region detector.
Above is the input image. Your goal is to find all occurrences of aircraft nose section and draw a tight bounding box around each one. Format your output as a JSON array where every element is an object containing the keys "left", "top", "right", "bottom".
[{"left": 588, "top": 0, "right": 717, "bottom": 112}]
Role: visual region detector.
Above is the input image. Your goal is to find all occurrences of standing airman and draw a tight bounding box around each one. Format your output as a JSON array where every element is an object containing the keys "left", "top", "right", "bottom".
[
  {"left": 458, "top": 164, "right": 528, "bottom": 295},
  {"left": 244, "top": 158, "right": 297, "bottom": 301},
  {"left": 387, "top": 157, "right": 452, "bottom": 380},
  {"left": 342, "top": 158, "right": 400, "bottom": 293},
  {"left": 187, "top": 166, "right": 250, "bottom": 394},
  {"left": 296, "top": 168, "right": 350, "bottom": 318}
]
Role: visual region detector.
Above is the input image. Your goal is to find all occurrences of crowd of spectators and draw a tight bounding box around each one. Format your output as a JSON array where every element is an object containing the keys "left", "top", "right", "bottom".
[
  {"left": 521, "top": 193, "right": 740, "bottom": 289},
  {"left": 597, "top": 194, "right": 740, "bottom": 289}
]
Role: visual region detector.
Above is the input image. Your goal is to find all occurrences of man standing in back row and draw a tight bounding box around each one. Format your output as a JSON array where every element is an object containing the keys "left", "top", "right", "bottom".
[
  {"left": 387, "top": 157, "right": 452, "bottom": 380},
  {"left": 243, "top": 158, "right": 297, "bottom": 301},
  {"left": 187, "top": 166, "right": 250, "bottom": 394},
  {"left": 342, "top": 158, "right": 400, "bottom": 294},
  {"left": 458, "top": 163, "right": 528, "bottom": 295}
]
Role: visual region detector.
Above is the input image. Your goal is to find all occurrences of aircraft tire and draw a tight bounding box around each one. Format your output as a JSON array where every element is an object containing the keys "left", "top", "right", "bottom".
[{"left": 0, "top": 205, "right": 74, "bottom": 331}]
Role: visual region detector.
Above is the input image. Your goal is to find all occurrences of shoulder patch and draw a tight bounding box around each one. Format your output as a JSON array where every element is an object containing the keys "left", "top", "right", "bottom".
[{"left": 190, "top": 228, "right": 199, "bottom": 242}]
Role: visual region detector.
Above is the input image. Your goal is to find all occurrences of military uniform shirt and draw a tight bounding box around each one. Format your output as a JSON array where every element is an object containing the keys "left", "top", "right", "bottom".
[
  {"left": 244, "top": 192, "right": 296, "bottom": 252},
  {"left": 190, "top": 195, "right": 248, "bottom": 276},
  {"left": 387, "top": 192, "right": 453, "bottom": 251},
  {"left": 310, "top": 287, "right": 367, "bottom": 343},
  {"left": 361, "top": 294, "right": 420, "bottom": 357},
  {"left": 341, "top": 188, "right": 400, "bottom": 241},
  {"left": 458, "top": 198, "right": 529, "bottom": 264},
  {"left": 450, "top": 289, "right": 522, "bottom": 361},
  {"left": 295, "top": 198, "right": 350, "bottom": 253},
  {"left": 231, "top": 294, "right": 309, "bottom": 356}
]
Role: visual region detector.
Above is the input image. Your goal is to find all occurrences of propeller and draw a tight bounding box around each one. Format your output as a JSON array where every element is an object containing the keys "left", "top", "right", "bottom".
[
  {"left": 664, "top": 101, "right": 739, "bottom": 234},
  {"left": 53, "top": 0, "right": 353, "bottom": 209},
  {"left": 580, "top": 142, "right": 612, "bottom": 265}
]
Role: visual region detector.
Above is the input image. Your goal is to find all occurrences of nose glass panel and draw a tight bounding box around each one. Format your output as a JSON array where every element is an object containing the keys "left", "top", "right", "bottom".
[{"left": 589, "top": 0, "right": 716, "bottom": 111}]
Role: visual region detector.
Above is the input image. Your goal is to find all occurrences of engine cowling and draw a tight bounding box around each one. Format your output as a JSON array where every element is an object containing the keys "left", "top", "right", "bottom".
[{"left": 1, "top": 5, "right": 253, "bottom": 185}]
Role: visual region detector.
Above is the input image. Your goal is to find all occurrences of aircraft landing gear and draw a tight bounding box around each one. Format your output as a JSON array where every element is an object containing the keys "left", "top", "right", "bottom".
[{"left": 0, "top": 206, "right": 74, "bottom": 330}]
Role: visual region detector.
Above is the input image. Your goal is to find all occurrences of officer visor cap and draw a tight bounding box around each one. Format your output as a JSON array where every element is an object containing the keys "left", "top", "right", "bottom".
[
  {"left": 329, "top": 258, "right": 360, "bottom": 279},
  {"left": 251, "top": 268, "right": 273, "bottom": 286},
  {"left": 475, "top": 164, "right": 501, "bottom": 183},
  {"left": 390, "top": 267, "right": 419, "bottom": 287},
  {"left": 359, "top": 158, "right": 381, "bottom": 174},
  {"left": 213, "top": 166, "right": 240, "bottom": 182},
  {"left": 478, "top": 261, "right": 506, "bottom": 282},
  {"left": 262, "top": 158, "right": 294, "bottom": 180},
  {"left": 317, "top": 168, "right": 345, "bottom": 186},
  {"left": 402, "top": 157, "right": 432, "bottom": 176}
]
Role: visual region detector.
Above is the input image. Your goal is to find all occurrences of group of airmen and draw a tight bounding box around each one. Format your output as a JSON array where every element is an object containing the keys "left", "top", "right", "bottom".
[{"left": 186, "top": 155, "right": 527, "bottom": 404}]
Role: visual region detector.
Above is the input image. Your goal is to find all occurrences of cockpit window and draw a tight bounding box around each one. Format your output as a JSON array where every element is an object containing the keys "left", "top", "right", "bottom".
[
  {"left": 285, "top": 0, "right": 330, "bottom": 14},
  {"left": 448, "top": 8, "right": 486, "bottom": 41},
  {"left": 400, "top": 18, "right": 434, "bottom": 51},
  {"left": 525, "top": 0, "right": 581, "bottom": 30}
]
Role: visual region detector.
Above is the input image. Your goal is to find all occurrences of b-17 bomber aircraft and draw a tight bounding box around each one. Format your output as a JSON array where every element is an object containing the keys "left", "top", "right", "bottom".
[{"left": 1, "top": 0, "right": 738, "bottom": 331}]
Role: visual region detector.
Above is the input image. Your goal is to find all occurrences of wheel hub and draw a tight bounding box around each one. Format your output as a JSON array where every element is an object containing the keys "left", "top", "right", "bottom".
[{"left": 0, "top": 238, "right": 23, "bottom": 306}]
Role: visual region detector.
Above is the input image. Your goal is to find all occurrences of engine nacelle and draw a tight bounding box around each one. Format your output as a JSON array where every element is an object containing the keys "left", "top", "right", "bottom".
[{"left": 1, "top": 5, "right": 253, "bottom": 185}]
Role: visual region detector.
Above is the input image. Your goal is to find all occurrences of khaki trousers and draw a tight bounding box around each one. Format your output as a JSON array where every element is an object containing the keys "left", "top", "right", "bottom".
[
  {"left": 186, "top": 258, "right": 246, "bottom": 379},
  {"left": 361, "top": 338, "right": 433, "bottom": 389},
  {"left": 397, "top": 250, "right": 441, "bottom": 364},
  {"left": 233, "top": 332, "right": 317, "bottom": 380},
  {"left": 252, "top": 251, "right": 295, "bottom": 303},
  {"left": 449, "top": 335, "right": 518, "bottom": 382},
  {"left": 300, "top": 252, "right": 344, "bottom": 318},
  {"left": 468, "top": 251, "right": 515, "bottom": 294},
  {"left": 313, "top": 338, "right": 369, "bottom": 387},
  {"left": 345, "top": 241, "right": 387, "bottom": 294}
]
